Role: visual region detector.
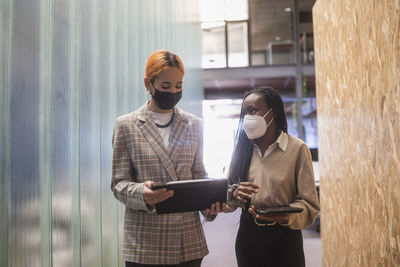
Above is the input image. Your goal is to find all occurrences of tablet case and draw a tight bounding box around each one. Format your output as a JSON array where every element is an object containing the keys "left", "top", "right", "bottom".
[
  {"left": 153, "top": 178, "right": 228, "bottom": 214},
  {"left": 254, "top": 206, "right": 303, "bottom": 215}
]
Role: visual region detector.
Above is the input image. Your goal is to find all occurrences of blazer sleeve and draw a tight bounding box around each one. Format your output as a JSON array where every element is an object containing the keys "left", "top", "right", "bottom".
[
  {"left": 111, "top": 118, "right": 149, "bottom": 211},
  {"left": 286, "top": 144, "right": 320, "bottom": 229}
]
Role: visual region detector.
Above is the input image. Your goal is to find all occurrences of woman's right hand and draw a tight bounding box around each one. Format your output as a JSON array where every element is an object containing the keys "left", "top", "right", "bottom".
[
  {"left": 142, "top": 181, "right": 174, "bottom": 206},
  {"left": 233, "top": 182, "right": 260, "bottom": 204}
]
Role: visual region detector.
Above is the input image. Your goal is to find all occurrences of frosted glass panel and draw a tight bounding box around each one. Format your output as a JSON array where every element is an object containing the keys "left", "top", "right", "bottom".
[
  {"left": 0, "top": 0, "right": 203, "bottom": 266},
  {"left": 0, "top": 2, "right": 10, "bottom": 267}
]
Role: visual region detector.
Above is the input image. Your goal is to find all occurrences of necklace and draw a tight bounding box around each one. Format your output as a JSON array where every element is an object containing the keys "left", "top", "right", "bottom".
[{"left": 155, "top": 109, "right": 174, "bottom": 128}]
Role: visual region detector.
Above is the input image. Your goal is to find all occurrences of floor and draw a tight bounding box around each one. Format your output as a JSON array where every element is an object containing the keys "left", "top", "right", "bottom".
[{"left": 202, "top": 209, "right": 321, "bottom": 267}]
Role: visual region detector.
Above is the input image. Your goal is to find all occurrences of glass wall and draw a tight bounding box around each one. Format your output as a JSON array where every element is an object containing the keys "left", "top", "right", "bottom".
[
  {"left": 0, "top": 1, "right": 203, "bottom": 266},
  {"left": 0, "top": 1, "right": 11, "bottom": 266}
]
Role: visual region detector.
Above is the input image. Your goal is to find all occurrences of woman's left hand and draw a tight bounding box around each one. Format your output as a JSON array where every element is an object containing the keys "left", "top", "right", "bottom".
[
  {"left": 248, "top": 205, "right": 289, "bottom": 224},
  {"left": 203, "top": 202, "right": 230, "bottom": 216}
]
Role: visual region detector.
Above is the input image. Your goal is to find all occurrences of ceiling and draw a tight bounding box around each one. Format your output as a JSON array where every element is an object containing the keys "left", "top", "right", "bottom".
[{"left": 203, "top": 65, "right": 316, "bottom": 99}]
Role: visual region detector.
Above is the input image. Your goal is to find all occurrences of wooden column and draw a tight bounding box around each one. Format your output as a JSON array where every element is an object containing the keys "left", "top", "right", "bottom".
[{"left": 313, "top": 0, "right": 400, "bottom": 266}]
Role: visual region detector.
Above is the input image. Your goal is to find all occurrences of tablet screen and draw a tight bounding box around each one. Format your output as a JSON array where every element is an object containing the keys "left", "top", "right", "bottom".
[{"left": 153, "top": 178, "right": 228, "bottom": 214}]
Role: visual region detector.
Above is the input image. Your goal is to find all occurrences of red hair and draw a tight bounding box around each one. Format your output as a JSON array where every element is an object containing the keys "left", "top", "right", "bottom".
[{"left": 145, "top": 50, "right": 185, "bottom": 81}]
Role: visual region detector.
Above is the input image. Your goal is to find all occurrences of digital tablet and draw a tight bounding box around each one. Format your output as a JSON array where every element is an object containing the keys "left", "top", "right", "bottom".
[
  {"left": 254, "top": 206, "right": 303, "bottom": 215},
  {"left": 152, "top": 178, "right": 228, "bottom": 214}
]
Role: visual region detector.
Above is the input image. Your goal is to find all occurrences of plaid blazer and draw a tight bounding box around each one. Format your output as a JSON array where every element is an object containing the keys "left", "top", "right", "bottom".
[{"left": 111, "top": 103, "right": 208, "bottom": 264}]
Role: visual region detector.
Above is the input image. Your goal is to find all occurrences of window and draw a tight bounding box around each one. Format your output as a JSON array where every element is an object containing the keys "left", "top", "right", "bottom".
[
  {"left": 227, "top": 22, "right": 249, "bottom": 67},
  {"left": 249, "top": 0, "right": 295, "bottom": 65},
  {"left": 202, "top": 22, "right": 226, "bottom": 68},
  {"left": 201, "top": 0, "right": 249, "bottom": 68}
]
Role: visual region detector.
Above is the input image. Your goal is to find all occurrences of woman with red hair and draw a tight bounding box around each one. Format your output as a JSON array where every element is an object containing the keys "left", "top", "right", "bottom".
[{"left": 111, "top": 50, "right": 224, "bottom": 267}]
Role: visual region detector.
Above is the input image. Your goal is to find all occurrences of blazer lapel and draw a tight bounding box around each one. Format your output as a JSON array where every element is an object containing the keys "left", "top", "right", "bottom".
[
  {"left": 168, "top": 108, "right": 189, "bottom": 166},
  {"left": 137, "top": 104, "right": 178, "bottom": 181}
]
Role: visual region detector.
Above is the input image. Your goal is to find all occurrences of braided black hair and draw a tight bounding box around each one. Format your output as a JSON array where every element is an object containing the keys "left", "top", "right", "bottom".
[{"left": 227, "top": 86, "right": 287, "bottom": 185}]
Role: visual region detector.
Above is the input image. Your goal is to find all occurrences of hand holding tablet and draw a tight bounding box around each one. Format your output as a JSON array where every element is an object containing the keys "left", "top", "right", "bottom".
[
  {"left": 249, "top": 205, "right": 303, "bottom": 226},
  {"left": 151, "top": 178, "right": 228, "bottom": 214},
  {"left": 254, "top": 206, "right": 303, "bottom": 215}
]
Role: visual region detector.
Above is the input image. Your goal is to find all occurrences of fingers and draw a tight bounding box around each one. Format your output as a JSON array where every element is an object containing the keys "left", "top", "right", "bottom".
[
  {"left": 238, "top": 182, "right": 260, "bottom": 195},
  {"left": 144, "top": 181, "right": 154, "bottom": 189},
  {"left": 208, "top": 202, "right": 220, "bottom": 215},
  {"left": 221, "top": 203, "right": 232, "bottom": 212},
  {"left": 267, "top": 214, "right": 289, "bottom": 224},
  {"left": 235, "top": 194, "right": 248, "bottom": 203},
  {"left": 144, "top": 191, "right": 173, "bottom": 206},
  {"left": 239, "top": 182, "right": 260, "bottom": 189},
  {"left": 250, "top": 205, "right": 289, "bottom": 224},
  {"left": 248, "top": 206, "right": 257, "bottom": 217},
  {"left": 154, "top": 190, "right": 174, "bottom": 204},
  {"left": 143, "top": 181, "right": 174, "bottom": 206},
  {"left": 211, "top": 202, "right": 221, "bottom": 214},
  {"left": 233, "top": 183, "right": 260, "bottom": 203},
  {"left": 204, "top": 202, "right": 228, "bottom": 216}
]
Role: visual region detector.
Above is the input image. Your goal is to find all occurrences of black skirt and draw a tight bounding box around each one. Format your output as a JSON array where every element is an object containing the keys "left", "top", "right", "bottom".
[{"left": 235, "top": 210, "right": 305, "bottom": 267}]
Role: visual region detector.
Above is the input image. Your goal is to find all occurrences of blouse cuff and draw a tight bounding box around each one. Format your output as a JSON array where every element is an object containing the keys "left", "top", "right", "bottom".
[
  {"left": 127, "top": 182, "right": 150, "bottom": 211},
  {"left": 281, "top": 213, "right": 297, "bottom": 228}
]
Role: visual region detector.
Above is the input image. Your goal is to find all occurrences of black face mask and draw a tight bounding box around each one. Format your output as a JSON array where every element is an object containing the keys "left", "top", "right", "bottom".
[{"left": 152, "top": 88, "right": 182, "bottom": 110}]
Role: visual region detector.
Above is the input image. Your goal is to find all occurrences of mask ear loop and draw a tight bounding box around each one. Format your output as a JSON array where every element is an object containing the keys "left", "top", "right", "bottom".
[
  {"left": 149, "top": 83, "right": 156, "bottom": 96},
  {"left": 266, "top": 117, "right": 274, "bottom": 128},
  {"left": 263, "top": 108, "right": 274, "bottom": 128},
  {"left": 262, "top": 108, "right": 273, "bottom": 119}
]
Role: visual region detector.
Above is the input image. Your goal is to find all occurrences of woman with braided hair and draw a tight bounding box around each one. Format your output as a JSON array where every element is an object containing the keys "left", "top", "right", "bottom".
[{"left": 226, "top": 86, "right": 320, "bottom": 267}]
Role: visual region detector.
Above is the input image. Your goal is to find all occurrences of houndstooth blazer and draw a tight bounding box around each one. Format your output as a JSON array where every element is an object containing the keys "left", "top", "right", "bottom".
[{"left": 111, "top": 103, "right": 209, "bottom": 265}]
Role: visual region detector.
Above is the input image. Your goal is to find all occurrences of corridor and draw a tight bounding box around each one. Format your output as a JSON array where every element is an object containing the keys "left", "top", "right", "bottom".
[{"left": 202, "top": 209, "right": 321, "bottom": 267}]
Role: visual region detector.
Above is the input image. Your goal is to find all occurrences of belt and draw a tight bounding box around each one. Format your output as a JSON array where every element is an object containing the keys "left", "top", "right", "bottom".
[{"left": 241, "top": 210, "right": 281, "bottom": 227}]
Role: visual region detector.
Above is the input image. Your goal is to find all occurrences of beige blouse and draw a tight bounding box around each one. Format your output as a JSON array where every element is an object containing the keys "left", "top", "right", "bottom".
[{"left": 229, "top": 132, "right": 320, "bottom": 230}]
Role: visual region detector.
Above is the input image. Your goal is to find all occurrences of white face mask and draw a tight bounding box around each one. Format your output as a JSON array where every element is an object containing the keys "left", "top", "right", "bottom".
[{"left": 243, "top": 108, "right": 274, "bottom": 139}]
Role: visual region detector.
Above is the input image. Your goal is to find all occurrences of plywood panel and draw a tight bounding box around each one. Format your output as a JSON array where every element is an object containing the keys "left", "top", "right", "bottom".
[{"left": 313, "top": 0, "right": 400, "bottom": 266}]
